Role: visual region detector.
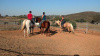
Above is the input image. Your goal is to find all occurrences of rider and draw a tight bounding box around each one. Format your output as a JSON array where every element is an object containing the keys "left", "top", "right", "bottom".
[
  {"left": 38, "top": 12, "right": 47, "bottom": 27},
  {"left": 61, "top": 16, "right": 66, "bottom": 28},
  {"left": 27, "top": 11, "right": 35, "bottom": 27}
]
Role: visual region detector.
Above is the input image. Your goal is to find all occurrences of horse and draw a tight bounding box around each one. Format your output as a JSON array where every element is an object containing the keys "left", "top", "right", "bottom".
[
  {"left": 55, "top": 20, "right": 74, "bottom": 33},
  {"left": 20, "top": 19, "right": 34, "bottom": 37},
  {"left": 36, "top": 17, "right": 50, "bottom": 36}
]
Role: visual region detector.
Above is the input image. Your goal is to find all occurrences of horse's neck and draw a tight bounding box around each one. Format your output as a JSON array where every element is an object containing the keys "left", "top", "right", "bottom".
[
  {"left": 38, "top": 19, "right": 41, "bottom": 23},
  {"left": 58, "top": 22, "right": 61, "bottom": 27},
  {"left": 39, "top": 20, "right": 41, "bottom": 23}
]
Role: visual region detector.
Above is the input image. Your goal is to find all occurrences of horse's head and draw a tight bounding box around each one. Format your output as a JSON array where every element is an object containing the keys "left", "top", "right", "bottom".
[
  {"left": 36, "top": 17, "right": 41, "bottom": 23},
  {"left": 55, "top": 20, "right": 61, "bottom": 25}
]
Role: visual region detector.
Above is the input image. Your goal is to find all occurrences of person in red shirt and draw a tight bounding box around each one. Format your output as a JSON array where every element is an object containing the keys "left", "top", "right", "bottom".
[
  {"left": 27, "top": 11, "right": 35, "bottom": 27},
  {"left": 27, "top": 11, "right": 32, "bottom": 20}
]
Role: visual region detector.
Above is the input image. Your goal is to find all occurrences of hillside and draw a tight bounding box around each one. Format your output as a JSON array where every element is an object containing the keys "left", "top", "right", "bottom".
[{"left": 64, "top": 11, "right": 100, "bottom": 22}]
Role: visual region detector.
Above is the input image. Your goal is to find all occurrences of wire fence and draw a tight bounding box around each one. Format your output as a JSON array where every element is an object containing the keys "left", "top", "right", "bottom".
[
  {"left": 76, "top": 22, "right": 100, "bottom": 33},
  {"left": 0, "top": 19, "right": 22, "bottom": 31},
  {"left": 0, "top": 19, "right": 100, "bottom": 34}
]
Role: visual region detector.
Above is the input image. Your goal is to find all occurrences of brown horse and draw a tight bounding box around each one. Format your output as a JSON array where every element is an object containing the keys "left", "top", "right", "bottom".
[{"left": 36, "top": 17, "right": 50, "bottom": 36}]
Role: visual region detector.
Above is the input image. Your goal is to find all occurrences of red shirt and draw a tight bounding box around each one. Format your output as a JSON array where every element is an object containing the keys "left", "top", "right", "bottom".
[{"left": 27, "top": 13, "right": 32, "bottom": 20}]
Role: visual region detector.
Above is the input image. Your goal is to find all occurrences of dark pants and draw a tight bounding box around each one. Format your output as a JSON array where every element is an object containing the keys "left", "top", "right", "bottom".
[
  {"left": 31, "top": 18, "right": 35, "bottom": 24},
  {"left": 39, "top": 20, "right": 45, "bottom": 27},
  {"left": 61, "top": 19, "right": 66, "bottom": 27}
]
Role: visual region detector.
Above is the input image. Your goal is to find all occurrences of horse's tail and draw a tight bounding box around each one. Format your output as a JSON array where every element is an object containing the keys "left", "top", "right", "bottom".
[
  {"left": 45, "top": 22, "right": 50, "bottom": 32},
  {"left": 21, "top": 20, "right": 26, "bottom": 32},
  {"left": 70, "top": 23, "right": 74, "bottom": 33}
]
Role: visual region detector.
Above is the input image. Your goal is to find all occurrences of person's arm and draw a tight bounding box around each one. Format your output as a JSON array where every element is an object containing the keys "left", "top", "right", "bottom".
[{"left": 42, "top": 15, "right": 44, "bottom": 19}]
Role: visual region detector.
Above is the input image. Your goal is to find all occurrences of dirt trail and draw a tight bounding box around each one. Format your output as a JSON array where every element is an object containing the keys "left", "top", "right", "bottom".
[{"left": 0, "top": 27, "right": 100, "bottom": 56}]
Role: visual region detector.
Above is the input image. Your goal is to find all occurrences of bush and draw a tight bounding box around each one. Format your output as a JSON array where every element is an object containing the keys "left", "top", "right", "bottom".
[
  {"left": 76, "top": 18, "right": 86, "bottom": 23},
  {"left": 70, "top": 21, "right": 77, "bottom": 29},
  {"left": 92, "top": 15, "right": 100, "bottom": 23},
  {"left": 18, "top": 20, "right": 23, "bottom": 25},
  {"left": 54, "top": 16, "right": 61, "bottom": 21},
  {"left": 65, "top": 19, "right": 70, "bottom": 22}
]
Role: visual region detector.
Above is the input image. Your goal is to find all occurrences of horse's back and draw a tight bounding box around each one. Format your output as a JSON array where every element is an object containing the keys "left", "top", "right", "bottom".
[
  {"left": 22, "top": 19, "right": 31, "bottom": 27},
  {"left": 65, "top": 22, "right": 74, "bottom": 32},
  {"left": 64, "top": 22, "right": 71, "bottom": 27}
]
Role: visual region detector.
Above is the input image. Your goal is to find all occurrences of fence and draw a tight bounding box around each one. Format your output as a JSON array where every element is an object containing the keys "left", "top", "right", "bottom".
[
  {"left": 76, "top": 22, "right": 100, "bottom": 34},
  {"left": 0, "top": 19, "right": 100, "bottom": 34},
  {"left": 0, "top": 19, "right": 22, "bottom": 31}
]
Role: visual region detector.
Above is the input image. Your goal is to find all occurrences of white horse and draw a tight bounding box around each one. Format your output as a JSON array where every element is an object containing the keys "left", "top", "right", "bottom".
[
  {"left": 21, "top": 19, "right": 34, "bottom": 37},
  {"left": 20, "top": 19, "right": 39, "bottom": 37},
  {"left": 55, "top": 20, "right": 74, "bottom": 33}
]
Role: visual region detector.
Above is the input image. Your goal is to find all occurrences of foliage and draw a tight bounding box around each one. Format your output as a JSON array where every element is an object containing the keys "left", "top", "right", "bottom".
[
  {"left": 92, "top": 15, "right": 100, "bottom": 23},
  {"left": 75, "top": 18, "right": 86, "bottom": 23},
  {"left": 18, "top": 15, "right": 27, "bottom": 18},
  {"left": 54, "top": 16, "right": 61, "bottom": 21},
  {"left": 18, "top": 20, "right": 23, "bottom": 25},
  {"left": 5, "top": 15, "right": 8, "bottom": 17},
  {"left": 70, "top": 21, "right": 77, "bottom": 29},
  {"left": 65, "top": 18, "right": 70, "bottom": 22}
]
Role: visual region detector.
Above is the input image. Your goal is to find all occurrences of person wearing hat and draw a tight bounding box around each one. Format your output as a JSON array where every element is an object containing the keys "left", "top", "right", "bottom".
[{"left": 38, "top": 12, "right": 47, "bottom": 27}]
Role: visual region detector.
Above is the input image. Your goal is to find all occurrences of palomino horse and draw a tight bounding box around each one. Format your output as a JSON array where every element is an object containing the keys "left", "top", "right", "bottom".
[
  {"left": 36, "top": 17, "right": 50, "bottom": 36},
  {"left": 55, "top": 20, "right": 74, "bottom": 33},
  {"left": 21, "top": 19, "right": 34, "bottom": 37}
]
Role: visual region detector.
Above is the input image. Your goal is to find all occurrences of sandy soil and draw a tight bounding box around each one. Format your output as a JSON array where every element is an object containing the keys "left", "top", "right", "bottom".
[{"left": 0, "top": 27, "right": 100, "bottom": 56}]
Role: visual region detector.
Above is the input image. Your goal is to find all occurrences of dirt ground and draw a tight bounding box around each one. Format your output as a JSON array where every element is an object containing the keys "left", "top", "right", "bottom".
[{"left": 0, "top": 27, "right": 100, "bottom": 56}]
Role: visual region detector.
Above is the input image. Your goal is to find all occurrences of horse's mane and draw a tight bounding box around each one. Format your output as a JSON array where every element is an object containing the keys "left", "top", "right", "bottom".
[{"left": 36, "top": 17, "right": 41, "bottom": 22}]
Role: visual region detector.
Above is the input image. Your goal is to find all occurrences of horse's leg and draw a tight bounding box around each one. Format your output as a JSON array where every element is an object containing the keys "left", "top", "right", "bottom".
[
  {"left": 40, "top": 28, "right": 43, "bottom": 35},
  {"left": 30, "top": 27, "right": 33, "bottom": 34},
  {"left": 68, "top": 27, "right": 71, "bottom": 33},
  {"left": 60, "top": 27, "right": 63, "bottom": 32},
  {"left": 42, "top": 28, "right": 44, "bottom": 35},
  {"left": 30, "top": 27, "right": 31, "bottom": 34},
  {"left": 47, "top": 28, "right": 50, "bottom": 36},
  {"left": 32, "top": 27, "right": 33, "bottom": 34},
  {"left": 24, "top": 29, "right": 25, "bottom": 37},
  {"left": 27, "top": 27, "right": 30, "bottom": 37}
]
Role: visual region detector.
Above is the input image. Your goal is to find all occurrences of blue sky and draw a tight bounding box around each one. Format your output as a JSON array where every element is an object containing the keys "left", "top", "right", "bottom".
[{"left": 0, "top": 0, "right": 100, "bottom": 16}]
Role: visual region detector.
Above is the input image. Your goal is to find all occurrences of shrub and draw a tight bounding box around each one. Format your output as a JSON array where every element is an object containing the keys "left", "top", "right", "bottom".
[
  {"left": 54, "top": 16, "right": 61, "bottom": 21},
  {"left": 18, "top": 20, "right": 23, "bottom": 25},
  {"left": 75, "top": 18, "right": 86, "bottom": 23},
  {"left": 92, "top": 15, "right": 100, "bottom": 23},
  {"left": 70, "top": 21, "right": 77, "bottom": 29},
  {"left": 65, "top": 19, "right": 70, "bottom": 22}
]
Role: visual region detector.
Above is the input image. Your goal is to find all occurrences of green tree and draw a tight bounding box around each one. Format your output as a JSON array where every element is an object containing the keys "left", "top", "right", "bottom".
[
  {"left": 92, "top": 15, "right": 100, "bottom": 22},
  {"left": 5, "top": 15, "right": 8, "bottom": 17},
  {"left": 75, "top": 18, "right": 86, "bottom": 23}
]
